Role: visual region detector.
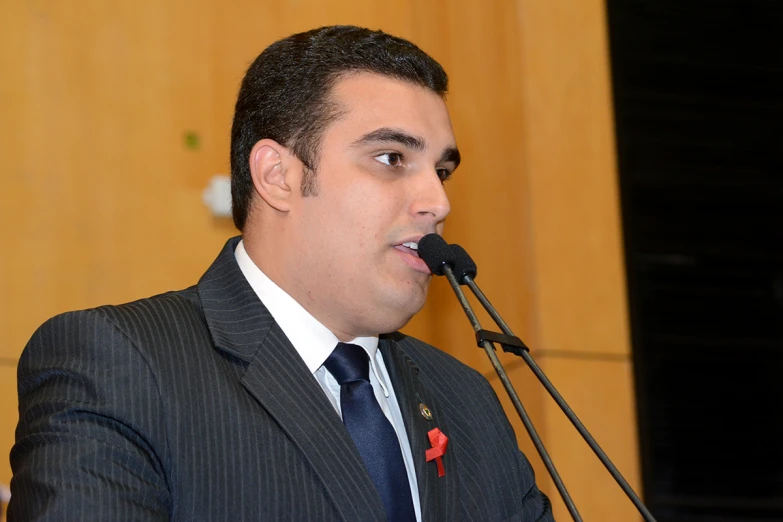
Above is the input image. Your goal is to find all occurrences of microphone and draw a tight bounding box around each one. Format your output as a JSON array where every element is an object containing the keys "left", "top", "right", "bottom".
[
  {"left": 448, "top": 244, "right": 518, "bottom": 345},
  {"left": 418, "top": 233, "right": 583, "bottom": 521},
  {"left": 437, "top": 238, "right": 657, "bottom": 522},
  {"left": 417, "top": 234, "right": 455, "bottom": 276},
  {"left": 448, "top": 244, "right": 477, "bottom": 283}
]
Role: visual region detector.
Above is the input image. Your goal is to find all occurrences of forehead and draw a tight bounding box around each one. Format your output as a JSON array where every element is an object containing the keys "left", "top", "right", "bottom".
[{"left": 325, "top": 72, "right": 456, "bottom": 147}]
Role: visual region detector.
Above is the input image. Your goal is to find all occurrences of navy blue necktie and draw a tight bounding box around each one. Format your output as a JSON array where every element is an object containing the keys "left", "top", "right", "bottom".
[{"left": 324, "top": 342, "right": 416, "bottom": 522}]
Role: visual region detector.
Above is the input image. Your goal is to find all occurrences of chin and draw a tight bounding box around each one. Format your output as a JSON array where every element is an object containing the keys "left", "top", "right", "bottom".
[
  {"left": 367, "top": 281, "right": 428, "bottom": 333},
  {"left": 376, "top": 310, "right": 418, "bottom": 335},
  {"left": 382, "top": 298, "right": 427, "bottom": 333}
]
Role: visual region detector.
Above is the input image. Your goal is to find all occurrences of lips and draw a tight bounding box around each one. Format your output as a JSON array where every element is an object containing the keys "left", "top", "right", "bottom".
[{"left": 394, "top": 239, "right": 431, "bottom": 274}]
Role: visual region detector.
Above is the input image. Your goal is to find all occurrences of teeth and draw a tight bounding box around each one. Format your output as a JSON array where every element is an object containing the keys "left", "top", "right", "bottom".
[{"left": 402, "top": 242, "right": 419, "bottom": 250}]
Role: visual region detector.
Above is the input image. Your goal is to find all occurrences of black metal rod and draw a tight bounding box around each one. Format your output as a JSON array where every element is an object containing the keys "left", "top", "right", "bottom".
[
  {"left": 464, "top": 275, "right": 657, "bottom": 522},
  {"left": 442, "top": 266, "right": 583, "bottom": 521}
]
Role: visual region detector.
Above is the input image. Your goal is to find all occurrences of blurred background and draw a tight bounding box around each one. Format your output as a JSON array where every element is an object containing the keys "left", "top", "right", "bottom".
[{"left": 1, "top": 1, "right": 780, "bottom": 521}]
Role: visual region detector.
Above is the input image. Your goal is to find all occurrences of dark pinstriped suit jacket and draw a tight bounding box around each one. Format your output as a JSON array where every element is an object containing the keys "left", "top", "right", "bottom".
[{"left": 10, "top": 237, "right": 553, "bottom": 521}]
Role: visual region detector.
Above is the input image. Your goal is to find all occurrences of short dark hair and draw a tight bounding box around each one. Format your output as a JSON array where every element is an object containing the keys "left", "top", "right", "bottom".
[{"left": 229, "top": 25, "right": 449, "bottom": 230}]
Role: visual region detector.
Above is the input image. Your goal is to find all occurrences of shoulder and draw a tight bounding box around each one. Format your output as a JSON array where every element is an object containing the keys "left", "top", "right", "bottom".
[
  {"left": 29, "top": 286, "right": 202, "bottom": 345},
  {"left": 21, "top": 287, "right": 205, "bottom": 379},
  {"left": 97, "top": 286, "right": 205, "bottom": 343},
  {"left": 17, "top": 286, "right": 209, "bottom": 434}
]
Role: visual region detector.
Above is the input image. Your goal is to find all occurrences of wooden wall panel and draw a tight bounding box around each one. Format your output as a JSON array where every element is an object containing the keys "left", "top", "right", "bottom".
[
  {"left": 516, "top": 0, "right": 630, "bottom": 358},
  {"left": 539, "top": 356, "right": 641, "bottom": 521},
  {"left": 0, "top": 0, "right": 234, "bottom": 361}
]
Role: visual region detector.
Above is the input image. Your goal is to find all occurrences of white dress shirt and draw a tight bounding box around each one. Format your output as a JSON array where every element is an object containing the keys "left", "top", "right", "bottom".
[{"left": 235, "top": 240, "right": 421, "bottom": 521}]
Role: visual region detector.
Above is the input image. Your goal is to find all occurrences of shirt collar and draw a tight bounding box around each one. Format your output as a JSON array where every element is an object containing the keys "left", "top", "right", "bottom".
[{"left": 234, "top": 240, "right": 387, "bottom": 391}]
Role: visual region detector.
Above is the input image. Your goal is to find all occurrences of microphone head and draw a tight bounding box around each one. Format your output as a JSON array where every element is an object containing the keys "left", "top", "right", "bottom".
[
  {"left": 418, "top": 233, "right": 455, "bottom": 276},
  {"left": 450, "top": 244, "right": 477, "bottom": 284}
]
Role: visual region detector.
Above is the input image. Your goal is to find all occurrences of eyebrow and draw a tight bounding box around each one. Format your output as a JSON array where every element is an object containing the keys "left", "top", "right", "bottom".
[
  {"left": 441, "top": 147, "right": 461, "bottom": 169},
  {"left": 351, "top": 127, "right": 461, "bottom": 169}
]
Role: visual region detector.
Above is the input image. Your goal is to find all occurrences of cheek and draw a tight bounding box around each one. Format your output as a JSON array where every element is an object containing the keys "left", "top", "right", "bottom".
[
  {"left": 316, "top": 172, "right": 406, "bottom": 251},
  {"left": 342, "top": 190, "right": 399, "bottom": 239}
]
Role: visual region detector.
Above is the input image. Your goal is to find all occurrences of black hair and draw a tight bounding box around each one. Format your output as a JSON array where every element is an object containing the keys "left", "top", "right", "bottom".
[{"left": 230, "top": 25, "right": 449, "bottom": 230}]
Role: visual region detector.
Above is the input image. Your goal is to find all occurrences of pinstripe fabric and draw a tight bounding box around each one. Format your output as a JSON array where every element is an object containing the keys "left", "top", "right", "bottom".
[
  {"left": 382, "top": 337, "right": 553, "bottom": 522},
  {"left": 10, "top": 237, "right": 553, "bottom": 521}
]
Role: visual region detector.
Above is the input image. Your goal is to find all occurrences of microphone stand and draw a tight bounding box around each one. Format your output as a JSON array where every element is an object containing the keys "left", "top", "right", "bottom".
[
  {"left": 440, "top": 264, "right": 584, "bottom": 521},
  {"left": 461, "top": 274, "right": 657, "bottom": 522}
]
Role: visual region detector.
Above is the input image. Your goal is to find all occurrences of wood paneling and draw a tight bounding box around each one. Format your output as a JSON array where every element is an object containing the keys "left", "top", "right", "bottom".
[
  {"left": 0, "top": 0, "right": 236, "bottom": 361},
  {"left": 517, "top": 0, "right": 630, "bottom": 358},
  {"left": 540, "top": 356, "right": 640, "bottom": 521}
]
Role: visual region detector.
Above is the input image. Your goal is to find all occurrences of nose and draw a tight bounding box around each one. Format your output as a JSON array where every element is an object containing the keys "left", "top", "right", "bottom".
[{"left": 410, "top": 170, "right": 451, "bottom": 224}]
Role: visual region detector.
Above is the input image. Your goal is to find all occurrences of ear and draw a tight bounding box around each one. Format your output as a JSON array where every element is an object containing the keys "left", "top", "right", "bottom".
[{"left": 248, "top": 139, "right": 299, "bottom": 213}]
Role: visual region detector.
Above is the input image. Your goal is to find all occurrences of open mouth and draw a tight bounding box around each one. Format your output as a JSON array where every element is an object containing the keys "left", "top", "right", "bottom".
[
  {"left": 398, "top": 241, "right": 419, "bottom": 257},
  {"left": 393, "top": 240, "right": 430, "bottom": 274}
]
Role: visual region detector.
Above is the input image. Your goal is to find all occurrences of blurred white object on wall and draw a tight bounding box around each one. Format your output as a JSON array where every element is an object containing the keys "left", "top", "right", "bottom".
[{"left": 202, "top": 175, "right": 232, "bottom": 218}]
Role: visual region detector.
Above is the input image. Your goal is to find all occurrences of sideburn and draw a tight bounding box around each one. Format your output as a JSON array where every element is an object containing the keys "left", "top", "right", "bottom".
[{"left": 300, "top": 165, "right": 320, "bottom": 197}]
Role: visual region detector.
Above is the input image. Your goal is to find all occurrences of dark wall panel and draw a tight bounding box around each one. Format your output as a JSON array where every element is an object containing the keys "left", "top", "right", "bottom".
[{"left": 607, "top": 1, "right": 783, "bottom": 520}]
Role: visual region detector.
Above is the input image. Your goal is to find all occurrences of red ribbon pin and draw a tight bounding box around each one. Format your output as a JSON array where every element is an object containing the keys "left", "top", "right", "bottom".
[{"left": 425, "top": 427, "right": 448, "bottom": 477}]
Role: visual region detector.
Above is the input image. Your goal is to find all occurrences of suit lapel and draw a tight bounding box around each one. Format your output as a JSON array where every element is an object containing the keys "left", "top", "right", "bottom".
[
  {"left": 198, "top": 237, "right": 384, "bottom": 522},
  {"left": 380, "top": 337, "right": 460, "bottom": 522},
  {"left": 241, "top": 324, "right": 385, "bottom": 522}
]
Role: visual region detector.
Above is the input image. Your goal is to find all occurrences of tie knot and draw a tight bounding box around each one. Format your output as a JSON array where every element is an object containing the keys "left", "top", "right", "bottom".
[{"left": 324, "top": 343, "right": 370, "bottom": 385}]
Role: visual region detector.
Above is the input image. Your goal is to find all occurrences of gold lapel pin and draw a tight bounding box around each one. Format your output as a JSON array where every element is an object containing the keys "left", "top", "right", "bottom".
[{"left": 419, "top": 402, "right": 433, "bottom": 421}]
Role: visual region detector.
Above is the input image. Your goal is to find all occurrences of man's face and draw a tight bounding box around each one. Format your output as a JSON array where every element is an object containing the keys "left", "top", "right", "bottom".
[{"left": 284, "top": 72, "right": 459, "bottom": 340}]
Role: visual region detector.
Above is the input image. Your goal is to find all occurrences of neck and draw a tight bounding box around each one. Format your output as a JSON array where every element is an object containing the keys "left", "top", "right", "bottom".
[{"left": 242, "top": 229, "right": 368, "bottom": 342}]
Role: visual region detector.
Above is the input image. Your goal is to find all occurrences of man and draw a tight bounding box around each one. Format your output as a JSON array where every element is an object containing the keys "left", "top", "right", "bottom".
[{"left": 10, "top": 26, "right": 553, "bottom": 521}]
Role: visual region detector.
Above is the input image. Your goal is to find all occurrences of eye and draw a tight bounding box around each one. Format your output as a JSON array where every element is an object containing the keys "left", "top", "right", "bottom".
[
  {"left": 436, "top": 168, "right": 452, "bottom": 182},
  {"left": 375, "top": 152, "right": 404, "bottom": 167}
]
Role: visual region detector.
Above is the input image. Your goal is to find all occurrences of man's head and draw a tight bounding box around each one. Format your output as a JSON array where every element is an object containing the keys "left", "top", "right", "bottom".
[
  {"left": 231, "top": 25, "right": 449, "bottom": 230},
  {"left": 232, "top": 26, "right": 460, "bottom": 340}
]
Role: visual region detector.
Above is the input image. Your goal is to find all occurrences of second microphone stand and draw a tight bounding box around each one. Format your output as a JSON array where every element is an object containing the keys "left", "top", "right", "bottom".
[
  {"left": 440, "top": 263, "right": 582, "bottom": 520},
  {"left": 440, "top": 262, "right": 656, "bottom": 522},
  {"left": 461, "top": 272, "right": 656, "bottom": 522}
]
